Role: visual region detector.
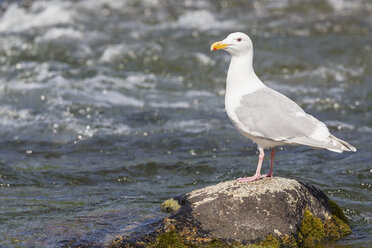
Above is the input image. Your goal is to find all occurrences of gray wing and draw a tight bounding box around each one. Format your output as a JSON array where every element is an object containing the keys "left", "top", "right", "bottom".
[{"left": 235, "top": 87, "right": 328, "bottom": 142}]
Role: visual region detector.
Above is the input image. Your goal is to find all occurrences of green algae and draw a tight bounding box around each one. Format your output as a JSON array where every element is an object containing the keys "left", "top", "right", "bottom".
[
  {"left": 146, "top": 233, "right": 284, "bottom": 248},
  {"left": 147, "top": 231, "right": 186, "bottom": 248},
  {"left": 147, "top": 233, "right": 282, "bottom": 248},
  {"left": 298, "top": 209, "right": 326, "bottom": 246},
  {"left": 280, "top": 235, "right": 297, "bottom": 248},
  {"left": 324, "top": 215, "right": 351, "bottom": 240},
  {"left": 161, "top": 198, "right": 181, "bottom": 213},
  {"left": 194, "top": 240, "right": 226, "bottom": 248},
  {"left": 297, "top": 207, "right": 351, "bottom": 247},
  {"left": 259, "top": 235, "right": 280, "bottom": 248}
]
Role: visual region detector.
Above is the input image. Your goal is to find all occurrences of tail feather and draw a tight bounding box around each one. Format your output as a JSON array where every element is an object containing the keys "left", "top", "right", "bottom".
[{"left": 287, "top": 135, "right": 356, "bottom": 153}]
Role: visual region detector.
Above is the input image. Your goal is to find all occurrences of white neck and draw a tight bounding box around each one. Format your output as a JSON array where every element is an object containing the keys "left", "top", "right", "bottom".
[
  {"left": 226, "top": 52, "right": 265, "bottom": 96},
  {"left": 224, "top": 51, "right": 266, "bottom": 124}
]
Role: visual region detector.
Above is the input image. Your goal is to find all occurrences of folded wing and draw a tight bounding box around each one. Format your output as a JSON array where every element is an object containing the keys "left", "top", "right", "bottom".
[{"left": 235, "top": 88, "right": 356, "bottom": 152}]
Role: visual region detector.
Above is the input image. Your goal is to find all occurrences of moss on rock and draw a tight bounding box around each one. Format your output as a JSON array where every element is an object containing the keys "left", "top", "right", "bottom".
[
  {"left": 147, "top": 231, "right": 186, "bottom": 248},
  {"left": 259, "top": 235, "right": 280, "bottom": 248},
  {"left": 324, "top": 215, "right": 351, "bottom": 241},
  {"left": 195, "top": 240, "right": 226, "bottom": 248},
  {"left": 297, "top": 206, "right": 351, "bottom": 247},
  {"left": 146, "top": 233, "right": 283, "bottom": 248},
  {"left": 161, "top": 198, "right": 181, "bottom": 213},
  {"left": 280, "top": 235, "right": 298, "bottom": 248},
  {"left": 298, "top": 209, "right": 325, "bottom": 246}
]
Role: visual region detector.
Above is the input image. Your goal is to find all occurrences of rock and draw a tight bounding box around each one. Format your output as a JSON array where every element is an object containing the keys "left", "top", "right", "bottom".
[
  {"left": 164, "top": 177, "right": 350, "bottom": 247},
  {"left": 110, "top": 177, "right": 351, "bottom": 247}
]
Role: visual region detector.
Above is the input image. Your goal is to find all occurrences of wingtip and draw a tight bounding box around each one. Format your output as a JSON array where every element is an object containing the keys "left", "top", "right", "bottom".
[
  {"left": 344, "top": 143, "right": 357, "bottom": 152},
  {"left": 329, "top": 134, "right": 357, "bottom": 153}
]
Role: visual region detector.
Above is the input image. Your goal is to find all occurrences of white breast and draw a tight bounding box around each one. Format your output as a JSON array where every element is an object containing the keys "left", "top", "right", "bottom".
[
  {"left": 224, "top": 69, "right": 264, "bottom": 135},
  {"left": 224, "top": 76, "right": 286, "bottom": 149}
]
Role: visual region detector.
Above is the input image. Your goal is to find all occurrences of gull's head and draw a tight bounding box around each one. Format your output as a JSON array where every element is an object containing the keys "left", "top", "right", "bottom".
[{"left": 210, "top": 32, "right": 253, "bottom": 56}]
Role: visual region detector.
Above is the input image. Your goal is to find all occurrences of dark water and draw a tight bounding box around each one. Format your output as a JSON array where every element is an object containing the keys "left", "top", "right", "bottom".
[{"left": 0, "top": 0, "right": 370, "bottom": 247}]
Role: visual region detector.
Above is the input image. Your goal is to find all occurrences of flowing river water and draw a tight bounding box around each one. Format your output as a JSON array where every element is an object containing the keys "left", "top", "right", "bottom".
[{"left": 0, "top": 0, "right": 371, "bottom": 247}]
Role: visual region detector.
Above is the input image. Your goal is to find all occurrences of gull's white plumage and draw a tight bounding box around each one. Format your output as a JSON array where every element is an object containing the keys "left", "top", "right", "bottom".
[{"left": 211, "top": 32, "right": 356, "bottom": 182}]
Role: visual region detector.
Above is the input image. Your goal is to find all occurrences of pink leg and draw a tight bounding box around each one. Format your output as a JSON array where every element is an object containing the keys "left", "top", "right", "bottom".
[
  {"left": 262, "top": 148, "right": 275, "bottom": 178},
  {"left": 237, "top": 148, "right": 264, "bottom": 182}
]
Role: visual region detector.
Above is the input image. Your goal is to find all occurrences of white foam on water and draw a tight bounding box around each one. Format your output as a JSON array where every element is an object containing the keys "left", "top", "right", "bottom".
[
  {"left": 185, "top": 90, "right": 213, "bottom": 97},
  {"left": 287, "top": 65, "right": 363, "bottom": 82},
  {"left": 47, "top": 75, "right": 73, "bottom": 88},
  {"left": 149, "top": 101, "right": 190, "bottom": 109},
  {"left": 112, "top": 124, "right": 132, "bottom": 135},
  {"left": 0, "top": 62, "right": 70, "bottom": 90},
  {"left": 262, "top": 0, "right": 291, "bottom": 11},
  {"left": 265, "top": 80, "right": 320, "bottom": 94},
  {"left": 301, "top": 96, "right": 337, "bottom": 105},
  {"left": 164, "top": 120, "right": 214, "bottom": 133},
  {"left": 80, "top": 74, "right": 127, "bottom": 90},
  {"left": 20, "top": 62, "right": 53, "bottom": 82},
  {"left": 142, "top": 0, "right": 160, "bottom": 7},
  {"left": 54, "top": 86, "right": 143, "bottom": 108},
  {"left": 0, "top": 106, "right": 33, "bottom": 127},
  {"left": 327, "top": 0, "right": 370, "bottom": 12},
  {"left": 126, "top": 74, "right": 156, "bottom": 85},
  {"left": 2, "top": 71, "right": 147, "bottom": 111},
  {"left": 0, "top": 2, "right": 72, "bottom": 32},
  {"left": 64, "top": 121, "right": 97, "bottom": 139},
  {"left": 100, "top": 44, "right": 127, "bottom": 63},
  {"left": 4, "top": 81, "right": 46, "bottom": 91},
  {"left": 35, "top": 28, "right": 84, "bottom": 42},
  {"left": 97, "top": 90, "right": 144, "bottom": 108},
  {"left": 324, "top": 120, "right": 355, "bottom": 130},
  {"left": 35, "top": 63, "right": 69, "bottom": 82},
  {"left": 77, "top": 0, "right": 127, "bottom": 11},
  {"left": 183, "top": 0, "right": 210, "bottom": 8},
  {"left": 194, "top": 52, "right": 216, "bottom": 66},
  {"left": 79, "top": 74, "right": 156, "bottom": 91},
  {"left": 175, "top": 10, "right": 241, "bottom": 31},
  {"left": 0, "top": 35, "right": 24, "bottom": 54},
  {"left": 0, "top": 105, "right": 129, "bottom": 141},
  {"left": 266, "top": 81, "right": 352, "bottom": 111},
  {"left": 358, "top": 126, "right": 372, "bottom": 133}
]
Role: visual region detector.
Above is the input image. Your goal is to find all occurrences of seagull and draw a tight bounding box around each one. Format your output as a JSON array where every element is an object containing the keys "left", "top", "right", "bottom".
[{"left": 210, "top": 32, "right": 356, "bottom": 182}]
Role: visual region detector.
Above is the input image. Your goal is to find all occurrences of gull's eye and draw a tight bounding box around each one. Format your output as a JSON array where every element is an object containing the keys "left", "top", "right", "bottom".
[{"left": 237, "top": 38, "right": 242, "bottom": 42}]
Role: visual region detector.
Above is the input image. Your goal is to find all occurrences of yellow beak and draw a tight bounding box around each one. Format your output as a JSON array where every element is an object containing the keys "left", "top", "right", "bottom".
[{"left": 210, "top": 41, "right": 228, "bottom": 51}]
